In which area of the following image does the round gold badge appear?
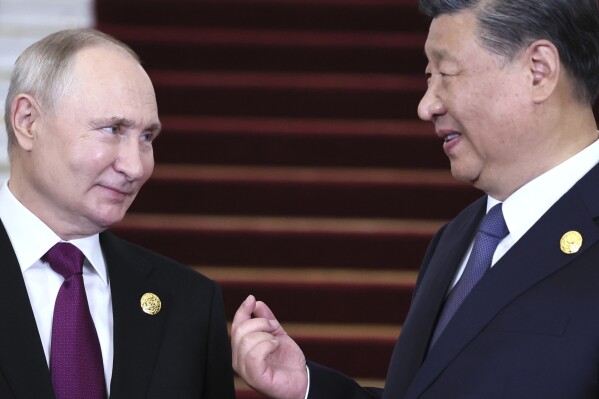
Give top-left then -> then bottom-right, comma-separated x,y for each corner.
140,292 -> 161,315
560,231 -> 583,255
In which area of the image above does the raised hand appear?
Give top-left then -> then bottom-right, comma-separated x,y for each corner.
231,295 -> 309,399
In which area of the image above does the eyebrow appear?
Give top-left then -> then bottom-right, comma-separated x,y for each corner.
425,48 -> 460,64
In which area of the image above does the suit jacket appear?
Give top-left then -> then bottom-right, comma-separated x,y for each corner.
309,161 -> 599,399
0,224 -> 235,399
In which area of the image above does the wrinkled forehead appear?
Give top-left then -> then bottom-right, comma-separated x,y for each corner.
69,47 -> 156,102
61,46 -> 159,125
70,46 -> 148,85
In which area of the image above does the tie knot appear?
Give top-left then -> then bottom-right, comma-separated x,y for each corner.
479,203 -> 509,239
42,242 -> 85,279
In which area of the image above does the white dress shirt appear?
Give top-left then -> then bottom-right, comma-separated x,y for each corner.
0,181 -> 114,394
304,136 -> 599,398
449,136 -> 599,288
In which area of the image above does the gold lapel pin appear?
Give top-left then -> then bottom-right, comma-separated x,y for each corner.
560,231 -> 583,254
140,292 -> 161,315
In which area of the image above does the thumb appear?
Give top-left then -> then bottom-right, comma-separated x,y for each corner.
232,294 -> 257,329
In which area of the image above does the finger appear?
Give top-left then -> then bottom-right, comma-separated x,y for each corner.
253,301 -> 290,338
232,309 -> 279,368
231,295 -> 256,369
234,330 -> 278,375
232,317 -> 278,345
232,297 -> 279,345
232,300 -> 279,347
253,300 -> 277,320
242,337 -> 280,387
232,294 -> 256,331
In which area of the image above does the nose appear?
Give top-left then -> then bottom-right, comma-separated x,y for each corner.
115,139 -> 152,182
417,83 -> 446,122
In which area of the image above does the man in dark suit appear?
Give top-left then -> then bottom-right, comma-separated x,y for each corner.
0,29 -> 235,398
230,0 -> 599,398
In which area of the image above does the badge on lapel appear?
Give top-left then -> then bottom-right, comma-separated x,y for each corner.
140,292 -> 162,315
560,231 -> 583,254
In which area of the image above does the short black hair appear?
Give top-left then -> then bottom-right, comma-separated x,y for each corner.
419,0 -> 599,104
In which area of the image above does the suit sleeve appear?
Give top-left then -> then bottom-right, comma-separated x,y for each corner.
307,361 -> 382,399
201,282 -> 236,399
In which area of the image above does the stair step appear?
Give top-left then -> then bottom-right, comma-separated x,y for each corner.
235,378 -> 385,399
97,25 -> 427,74
159,115 -> 431,136
132,165 -> 479,219
153,116 -> 449,168
150,70 -> 424,91
201,266 -> 416,287
111,214 -> 443,270
98,25 -> 426,48
228,323 -> 398,381
272,323 -> 398,379
277,322 -> 401,340
218,280 -> 412,324
150,73 -> 424,120
96,0 -> 428,32
200,266 -> 415,324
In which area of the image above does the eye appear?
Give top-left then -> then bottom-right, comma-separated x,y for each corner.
102,125 -> 120,134
439,69 -> 458,79
141,128 -> 160,143
141,132 -> 155,143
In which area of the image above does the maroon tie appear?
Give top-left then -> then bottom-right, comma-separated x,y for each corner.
42,242 -> 107,399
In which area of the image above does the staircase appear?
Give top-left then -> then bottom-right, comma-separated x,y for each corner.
95,0 -> 481,396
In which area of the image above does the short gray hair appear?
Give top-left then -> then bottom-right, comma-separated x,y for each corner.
4,28 -> 140,152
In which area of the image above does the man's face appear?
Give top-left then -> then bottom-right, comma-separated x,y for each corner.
418,11 -> 535,199
22,46 -> 160,238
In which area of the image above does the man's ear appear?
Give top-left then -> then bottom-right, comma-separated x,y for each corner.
11,94 -> 41,151
526,39 -> 560,103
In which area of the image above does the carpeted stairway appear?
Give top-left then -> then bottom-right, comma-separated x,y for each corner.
95,0 -> 481,396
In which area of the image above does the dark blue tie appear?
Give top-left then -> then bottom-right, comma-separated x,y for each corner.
429,203 -> 509,348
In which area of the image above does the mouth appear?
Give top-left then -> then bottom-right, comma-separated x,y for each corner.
99,184 -> 135,198
444,132 -> 461,143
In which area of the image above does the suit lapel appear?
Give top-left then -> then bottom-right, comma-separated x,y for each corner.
382,198 -> 486,399
0,222 -> 55,398
404,164 -> 599,399
101,232 -> 169,399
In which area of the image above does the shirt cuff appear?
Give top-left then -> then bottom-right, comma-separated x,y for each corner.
304,364 -> 310,399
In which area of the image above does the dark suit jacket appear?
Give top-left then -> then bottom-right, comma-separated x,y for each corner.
309,161 -> 599,399
0,225 -> 235,399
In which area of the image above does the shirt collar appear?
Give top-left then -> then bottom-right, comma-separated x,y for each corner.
0,180 -> 109,284
488,136 -> 599,243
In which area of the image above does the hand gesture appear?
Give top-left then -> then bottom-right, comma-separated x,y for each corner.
231,295 -> 308,399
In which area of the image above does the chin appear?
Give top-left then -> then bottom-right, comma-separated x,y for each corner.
449,169 -> 469,184
450,162 -> 481,183
91,209 -> 128,230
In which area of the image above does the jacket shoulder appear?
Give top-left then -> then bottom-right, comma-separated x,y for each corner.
100,230 -> 217,289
